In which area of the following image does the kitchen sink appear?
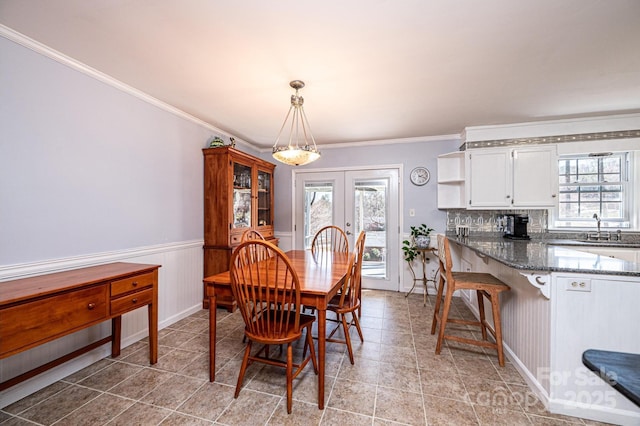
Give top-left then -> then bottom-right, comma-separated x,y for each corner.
546,239 -> 639,248
576,239 -> 625,244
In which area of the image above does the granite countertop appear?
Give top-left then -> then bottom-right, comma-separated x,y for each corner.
544,239 -> 640,249
448,236 -> 640,277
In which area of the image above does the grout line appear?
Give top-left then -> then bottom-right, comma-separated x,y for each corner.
408,294 -> 430,426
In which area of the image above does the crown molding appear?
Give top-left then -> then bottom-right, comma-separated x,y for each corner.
0,24 -> 255,150
462,113 -> 640,142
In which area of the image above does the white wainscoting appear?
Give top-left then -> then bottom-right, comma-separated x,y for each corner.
0,240 -> 204,408
457,246 -> 552,400
274,231 -> 293,252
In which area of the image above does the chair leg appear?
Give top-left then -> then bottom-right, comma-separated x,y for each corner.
235,341 -> 252,398
352,313 -> 364,342
286,343 -> 293,414
342,314 -> 355,365
431,274 -> 446,335
490,291 -> 506,367
305,325 -> 318,373
435,287 -> 453,355
476,290 -> 488,340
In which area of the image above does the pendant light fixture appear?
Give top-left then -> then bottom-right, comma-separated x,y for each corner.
272,80 -> 321,166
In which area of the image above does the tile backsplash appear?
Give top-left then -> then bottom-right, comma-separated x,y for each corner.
446,209 -> 548,235
445,209 -> 640,244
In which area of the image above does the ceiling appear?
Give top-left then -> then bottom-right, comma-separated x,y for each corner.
2,0 -> 640,148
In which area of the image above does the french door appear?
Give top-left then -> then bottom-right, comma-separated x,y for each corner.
294,168 -> 400,291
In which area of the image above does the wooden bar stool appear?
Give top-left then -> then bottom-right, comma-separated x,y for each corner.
430,235 -> 510,366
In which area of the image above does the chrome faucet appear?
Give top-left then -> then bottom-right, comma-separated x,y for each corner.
593,213 -> 601,236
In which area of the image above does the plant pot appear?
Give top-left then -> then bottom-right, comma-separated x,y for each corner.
415,235 -> 430,249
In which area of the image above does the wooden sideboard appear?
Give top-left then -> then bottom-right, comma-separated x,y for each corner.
0,262 -> 161,391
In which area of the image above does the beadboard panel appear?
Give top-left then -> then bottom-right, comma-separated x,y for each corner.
457,246 -> 552,398
0,240 -> 203,408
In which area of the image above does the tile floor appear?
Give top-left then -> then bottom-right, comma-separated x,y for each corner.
0,291 -> 612,425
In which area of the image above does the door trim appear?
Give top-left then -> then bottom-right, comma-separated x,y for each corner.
291,164 -> 404,290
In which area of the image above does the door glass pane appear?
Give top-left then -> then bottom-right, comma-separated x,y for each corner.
257,170 -> 272,227
355,179 -> 388,279
233,163 -> 252,229
303,182 -> 334,249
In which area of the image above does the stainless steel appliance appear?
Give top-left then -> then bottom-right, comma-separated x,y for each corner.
503,214 -> 530,240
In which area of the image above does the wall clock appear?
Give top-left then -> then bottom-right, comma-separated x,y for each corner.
410,167 -> 430,186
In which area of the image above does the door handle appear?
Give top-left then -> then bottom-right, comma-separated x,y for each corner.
346,231 -> 352,235
346,222 -> 351,227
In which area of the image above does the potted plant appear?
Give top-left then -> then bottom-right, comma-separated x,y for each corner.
402,224 -> 434,262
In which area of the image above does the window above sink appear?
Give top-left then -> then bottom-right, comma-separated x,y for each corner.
551,151 -> 633,230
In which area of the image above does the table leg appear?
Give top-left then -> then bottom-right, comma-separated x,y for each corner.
209,293 -> 217,382
405,261 -> 418,297
148,301 -> 158,364
317,308 -> 326,409
111,316 -> 122,358
421,252 -> 428,306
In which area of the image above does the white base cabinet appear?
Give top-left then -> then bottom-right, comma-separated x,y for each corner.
550,273 -> 640,424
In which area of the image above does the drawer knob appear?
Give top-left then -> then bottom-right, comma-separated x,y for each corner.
132,281 -> 138,287
131,298 -> 138,304
87,303 -> 96,310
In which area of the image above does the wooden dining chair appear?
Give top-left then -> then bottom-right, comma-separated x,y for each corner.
240,229 -> 265,242
431,234 -> 511,366
311,225 -> 349,255
229,240 -> 318,414
326,231 -> 366,364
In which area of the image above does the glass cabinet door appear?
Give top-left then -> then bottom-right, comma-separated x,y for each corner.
257,169 -> 273,227
232,163 -> 252,229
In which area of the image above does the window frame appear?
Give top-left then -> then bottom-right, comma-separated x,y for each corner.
551,151 -> 633,230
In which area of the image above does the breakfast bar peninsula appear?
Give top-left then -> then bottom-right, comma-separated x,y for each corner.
446,235 -> 640,425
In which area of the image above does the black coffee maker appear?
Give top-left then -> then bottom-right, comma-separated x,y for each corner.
503,214 -> 530,240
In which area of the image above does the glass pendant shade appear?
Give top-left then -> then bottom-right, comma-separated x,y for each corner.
272,80 -> 321,166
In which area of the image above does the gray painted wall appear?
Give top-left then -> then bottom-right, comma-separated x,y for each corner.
0,36 -> 216,265
260,138 -> 461,236
1,34 -> 459,266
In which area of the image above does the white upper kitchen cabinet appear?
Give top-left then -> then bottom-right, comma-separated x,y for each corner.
465,148 -> 511,208
466,145 -> 558,209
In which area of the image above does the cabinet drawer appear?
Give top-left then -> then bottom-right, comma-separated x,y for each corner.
230,233 -> 242,246
111,271 -> 155,297
0,285 -> 108,357
111,288 -> 154,316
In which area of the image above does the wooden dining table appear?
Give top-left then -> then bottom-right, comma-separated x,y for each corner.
203,249 -> 351,409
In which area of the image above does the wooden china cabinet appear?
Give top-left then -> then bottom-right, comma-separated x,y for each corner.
202,146 -> 276,310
